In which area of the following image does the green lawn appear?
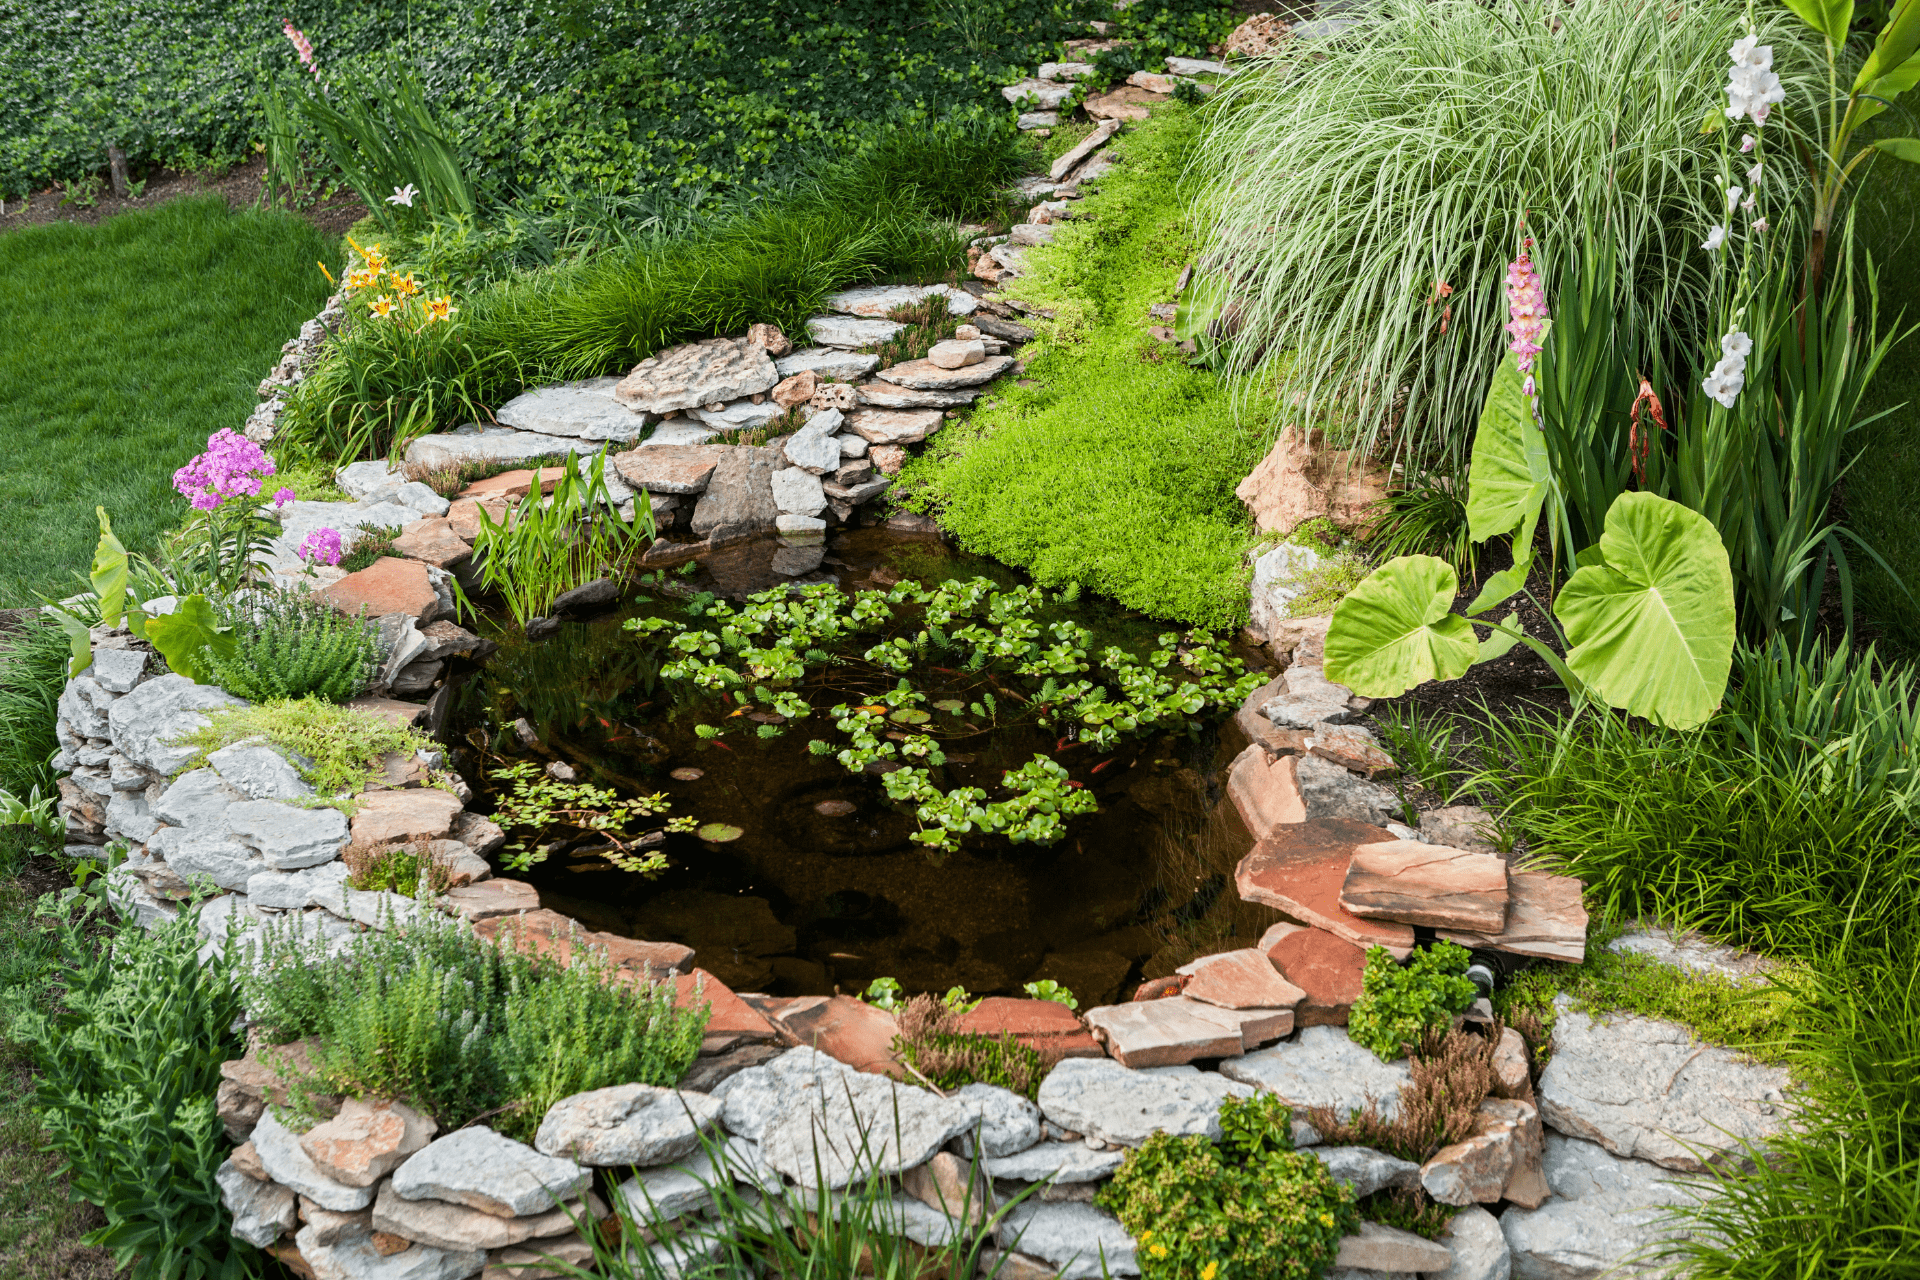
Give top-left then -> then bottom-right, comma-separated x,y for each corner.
0,197 -> 340,606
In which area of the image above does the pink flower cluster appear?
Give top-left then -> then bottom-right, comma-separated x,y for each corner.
297,527 -> 344,566
172,429 -> 279,512
283,19 -> 319,77
1503,243 -> 1548,399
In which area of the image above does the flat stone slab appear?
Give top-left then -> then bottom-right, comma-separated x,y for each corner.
1313,1145 -> 1421,1198
292,1222 -> 485,1279
1218,1025 -> 1415,1124
1332,1221 -> 1453,1273
711,1046 -> 861,1141
1036,1058 -> 1253,1147
1499,1134 -> 1692,1278
247,859 -> 350,910
953,997 -> 1104,1060
774,348 -> 881,381
806,316 -> 902,347
1084,1000 -> 1244,1067
392,1126 -> 590,1217
1536,995 -> 1792,1171
994,1201 -> 1135,1280
614,337 -> 778,414
318,557 -> 439,624
762,995 -> 901,1075
619,1147 -> 723,1221
758,1064 -> 971,1189
985,1140 -> 1126,1184
208,742 -> 312,801
873,354 -> 1013,391
1261,923 -> 1367,1026
250,1110 -> 377,1212
371,1180 -> 591,1252
1236,819 -> 1416,958
691,399 -> 786,431
1340,840 -> 1509,932
404,424 -> 580,471
496,377 -> 649,442
1605,926 -> 1772,983
1178,948 -> 1307,1012
351,789 -> 464,845
856,381 -> 980,409
999,79 -> 1077,110
612,444 -> 728,495
217,1158 -> 297,1247
1441,870 -> 1588,962
826,283 -> 978,319
534,1084 -> 723,1167
845,408 -> 944,445
227,799 -> 349,870
435,877 -> 539,921
1226,743 -> 1304,842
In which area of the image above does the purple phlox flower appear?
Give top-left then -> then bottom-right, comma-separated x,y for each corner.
1503,242 -> 1547,400
273,487 -> 297,507
172,427 -> 277,509
297,527 -> 344,566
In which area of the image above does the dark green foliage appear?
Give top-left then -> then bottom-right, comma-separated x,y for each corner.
1098,1095 -> 1359,1280
337,527 -> 402,573
1356,1187 -> 1459,1241
893,995 -> 1054,1098
20,891 -> 257,1279
1345,943 -> 1478,1062
0,617 -> 70,798
207,592 -> 379,704
1364,473 -> 1473,574
241,909 -> 708,1141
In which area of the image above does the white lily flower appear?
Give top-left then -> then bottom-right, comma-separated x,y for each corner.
1702,225 -> 1728,251
1720,330 -> 1753,360
386,184 -> 420,208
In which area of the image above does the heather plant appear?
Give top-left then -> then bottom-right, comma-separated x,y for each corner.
342,838 -> 454,898
892,994 -> 1055,1098
206,591 -> 379,704
1345,943 -> 1480,1062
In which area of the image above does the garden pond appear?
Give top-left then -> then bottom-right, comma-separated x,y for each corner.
446,527 -> 1287,1005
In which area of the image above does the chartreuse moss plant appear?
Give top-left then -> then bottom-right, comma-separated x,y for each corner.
622,576 -> 1264,857
1099,1094 -> 1359,1280
1346,942 -> 1480,1062
900,106 -> 1267,630
180,699 -> 437,801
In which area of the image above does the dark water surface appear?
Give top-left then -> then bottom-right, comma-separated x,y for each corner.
448,529 -> 1281,1006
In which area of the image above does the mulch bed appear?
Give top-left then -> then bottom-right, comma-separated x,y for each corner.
1,155 -> 367,239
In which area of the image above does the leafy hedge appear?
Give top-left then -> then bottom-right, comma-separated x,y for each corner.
0,0 -> 1235,204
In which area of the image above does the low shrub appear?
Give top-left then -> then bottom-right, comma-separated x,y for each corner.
241,909 -> 707,1141
180,699 -> 438,801
893,995 -> 1055,1099
207,592 -> 379,704
19,890 -> 257,1278
1099,1094 -> 1359,1280
1345,942 -> 1479,1062
337,525 -> 402,573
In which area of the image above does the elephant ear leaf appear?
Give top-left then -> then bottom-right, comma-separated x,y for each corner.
1553,492 -> 1735,729
1324,555 -> 1478,698
1467,350 -> 1553,543
90,507 -> 133,630
142,595 -> 236,686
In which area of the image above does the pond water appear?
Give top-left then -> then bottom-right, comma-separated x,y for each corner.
447,529 -> 1283,1006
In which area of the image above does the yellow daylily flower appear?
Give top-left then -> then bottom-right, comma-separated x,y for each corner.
1201,1262 -> 1219,1280
389,271 -> 421,297
370,295 -> 396,318
426,295 -> 458,323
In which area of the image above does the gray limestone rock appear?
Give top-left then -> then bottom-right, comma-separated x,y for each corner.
250,1111 -> 377,1213
984,1142 -> 1126,1184
1500,1135 -> 1689,1279
773,348 -> 882,381
105,789 -> 160,843
691,400 -> 786,432
1435,1205 -> 1511,1280
370,1180 -> 590,1252
154,768 -> 244,830
689,448 -> 779,541
496,377 -> 650,443
617,1147 -> 723,1221
806,316 -> 903,348
391,1126 -> 590,1218
1335,1222 -> 1454,1273
826,283 -> 977,319
1537,996 -> 1791,1171
995,1200 -> 1137,1280
711,1047 -> 852,1141
394,481 -> 451,516
1036,1058 -> 1254,1148
208,742 -> 313,801
1219,1025 -> 1415,1124
402,425 -> 580,472
640,418 -> 719,448
106,865 -> 178,928
337,459 -> 402,499
783,418 -> 844,474
872,354 -> 1014,391
1420,805 -> 1502,856
108,675 -> 245,774
855,382 -> 980,410
58,675 -> 114,738
225,800 -> 350,869
86,647 -> 150,693
109,752 -> 150,790
312,884 -> 423,930
952,1083 -> 1043,1159
758,1068 -> 972,1190
1604,929 -> 1774,985
770,467 -> 828,517
247,860 -> 351,911
615,337 -> 779,415
533,1084 -> 724,1167
1315,1146 -> 1423,1198
1296,753 -> 1399,826
776,514 -> 828,538
216,1158 -> 298,1248
152,827 -> 262,892
293,1223 -> 486,1280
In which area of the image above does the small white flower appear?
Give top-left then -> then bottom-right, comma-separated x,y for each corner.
1720,329 -> 1753,360
1703,356 -> 1746,408
1702,225 -> 1728,251
1726,184 -> 1745,211
1728,36 -> 1772,70
1742,194 -> 1757,213
1747,161 -> 1763,184
1753,217 -> 1769,232
385,183 -> 419,208
1741,133 -> 1757,153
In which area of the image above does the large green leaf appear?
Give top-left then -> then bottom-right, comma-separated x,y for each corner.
1466,351 -> 1552,543
48,607 -> 94,679
1857,0 -> 1920,87
1855,50 -> 1920,123
1324,555 -> 1478,698
90,507 -> 133,630
1871,136 -> 1920,163
142,595 -> 236,686
1782,0 -> 1854,42
1553,492 -> 1735,729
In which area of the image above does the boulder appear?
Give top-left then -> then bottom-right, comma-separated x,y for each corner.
495,377 -> 648,442
985,1141 -> 1127,1184
1421,1097 -> 1544,1207
299,1198 -> 375,1249
1218,1025 -> 1414,1124
826,283 -> 977,319
319,559 -> 440,624
370,1181 -> 598,1252
1313,1146 -> 1422,1198
770,467 -> 828,517
218,1158 -> 299,1247
251,1110 -> 378,1213
617,1147 -> 724,1221
926,339 -> 986,369
292,1222 -> 486,1279
710,1047 -> 853,1141
155,768 -> 245,829
689,448 -> 780,542
1340,840 -> 1510,933
1226,744 -> 1304,840
1440,872 -> 1588,963
1535,996 -> 1793,1172
227,800 -> 351,870
950,1082 -> 1043,1159
1499,1135 -> 1691,1279
1236,427 -> 1392,535
1419,805 -> 1501,856
772,370 -> 819,409
1491,1026 -> 1533,1102
1177,948 -> 1307,1011
301,1097 -> 438,1188
1235,820 -> 1416,958
1309,724 -> 1399,779
757,1066 -> 971,1189
85,647 -> 150,693
1000,78 -> 1077,109
208,743 -> 314,801
614,337 -> 778,415
107,675 -> 245,775
151,827 -> 260,892
873,355 -> 1014,391
1036,1058 -> 1254,1147
1261,922 -> 1368,1026
782,417 -> 843,474
533,1084 -> 723,1167
248,860 -> 352,911
747,322 -> 791,356
1433,1204 -> 1511,1280
806,316 -> 902,348
392,1127 -> 590,1219
994,1201 -> 1135,1280
1333,1221 -> 1453,1273
350,790 -> 464,845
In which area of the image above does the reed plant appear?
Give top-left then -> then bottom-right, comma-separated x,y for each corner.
1194,0 -> 1821,466
470,451 -> 649,627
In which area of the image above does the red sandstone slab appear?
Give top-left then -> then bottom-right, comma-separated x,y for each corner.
351,789 -> 464,845
1227,744 -> 1304,842
1440,871 -> 1588,963
1340,841 -> 1509,933
1175,997 -> 1295,1051
1084,1000 -> 1245,1067
1236,819 -> 1415,959
391,517 -> 472,569
1176,948 -> 1306,1012
769,994 -> 903,1076
954,997 -> 1104,1060
672,968 -> 779,1044
1308,724 -> 1398,779
459,467 -> 567,501
317,557 -> 439,622
1260,922 -> 1367,1027
436,878 -> 540,921
476,908 -> 695,979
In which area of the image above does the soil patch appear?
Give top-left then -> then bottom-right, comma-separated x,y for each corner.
0,156 -> 366,239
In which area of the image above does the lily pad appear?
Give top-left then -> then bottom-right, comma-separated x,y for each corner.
932,700 -> 965,713
698,822 -> 745,843
815,800 -> 857,817
890,709 -> 931,725
670,768 -> 704,781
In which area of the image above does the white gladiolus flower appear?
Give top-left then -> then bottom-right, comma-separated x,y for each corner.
1747,161 -> 1763,184
1720,330 -> 1753,359
1742,194 -> 1757,213
1725,63 -> 1786,126
1728,36 -> 1772,69
1702,225 -> 1728,251
1726,184 -> 1745,211
1753,217 -> 1770,232
1703,359 -> 1746,408
1741,133 -> 1757,153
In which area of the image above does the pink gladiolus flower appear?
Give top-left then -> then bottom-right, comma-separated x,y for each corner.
172,428 -> 277,510
1503,242 -> 1548,401
282,19 -> 319,76
297,528 -> 344,566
